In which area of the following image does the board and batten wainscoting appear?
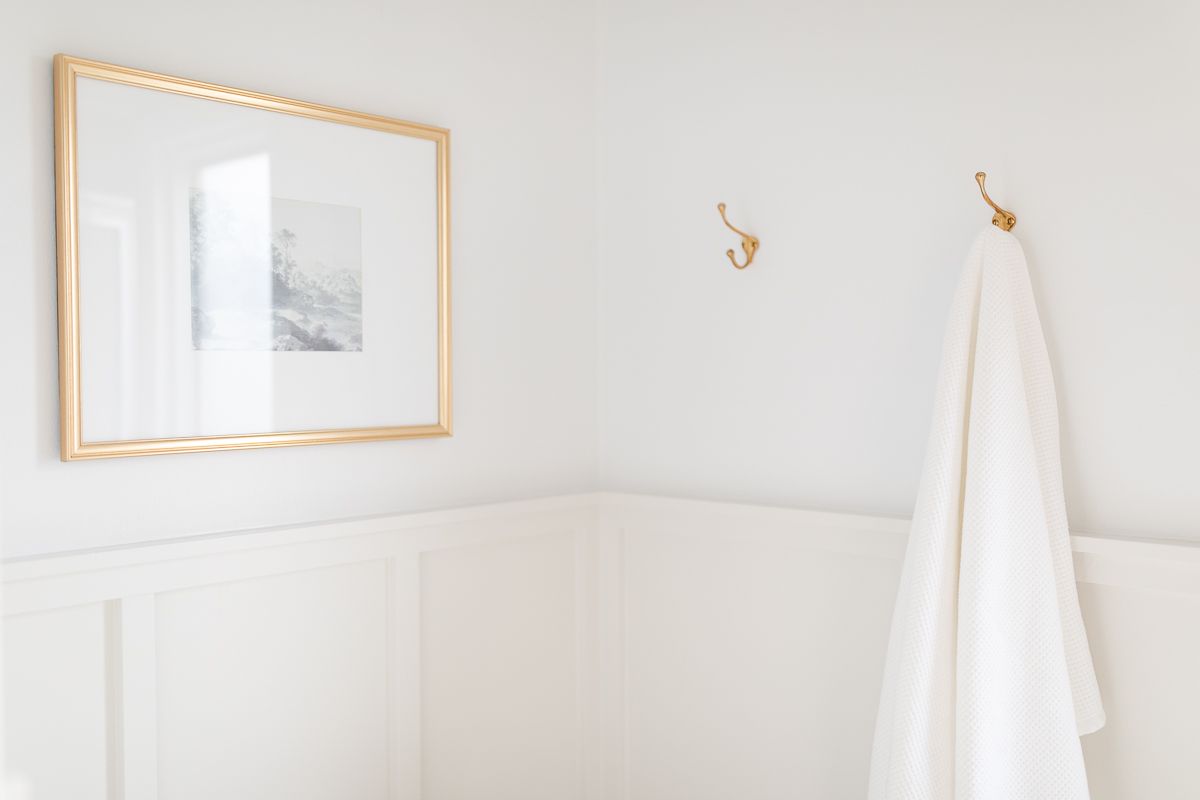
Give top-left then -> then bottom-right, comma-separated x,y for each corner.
4,494 -> 1198,800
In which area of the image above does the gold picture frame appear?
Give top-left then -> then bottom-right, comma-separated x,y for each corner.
53,54 -> 451,460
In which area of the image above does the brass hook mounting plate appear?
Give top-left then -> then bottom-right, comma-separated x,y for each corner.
717,202 -> 759,269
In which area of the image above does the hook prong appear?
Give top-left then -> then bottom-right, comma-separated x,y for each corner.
717,202 -> 759,269
975,172 -> 1016,231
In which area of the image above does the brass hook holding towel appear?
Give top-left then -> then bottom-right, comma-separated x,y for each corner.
975,172 -> 1016,231
717,203 -> 760,269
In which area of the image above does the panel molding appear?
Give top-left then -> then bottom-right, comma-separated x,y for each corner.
386,555 -> 421,800
4,493 -> 1197,800
8,494 -> 1196,610
4,495 -> 596,800
597,493 -> 1200,596
113,595 -> 158,800
597,494 -> 1200,800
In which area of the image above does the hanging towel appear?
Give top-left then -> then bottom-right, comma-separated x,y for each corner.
868,226 -> 1105,800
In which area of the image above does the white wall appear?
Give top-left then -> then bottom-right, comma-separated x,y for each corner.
0,0 -> 598,558
596,0 -> 1200,542
5,0 -> 1198,552
6,495 -> 1197,799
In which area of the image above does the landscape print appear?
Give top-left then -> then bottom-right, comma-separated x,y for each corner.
190,190 -> 363,351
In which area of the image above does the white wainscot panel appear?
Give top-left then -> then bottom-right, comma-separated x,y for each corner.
2,496 -> 594,800
421,532 -> 580,800
622,522 -> 903,800
155,560 -> 390,800
604,495 -> 1200,800
3,603 -> 110,800
3,494 -> 1197,800
1079,583 -> 1200,800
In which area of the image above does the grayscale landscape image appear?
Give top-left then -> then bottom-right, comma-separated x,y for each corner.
190,190 -> 363,351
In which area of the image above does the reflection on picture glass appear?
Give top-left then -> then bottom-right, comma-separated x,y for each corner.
190,190 -> 363,351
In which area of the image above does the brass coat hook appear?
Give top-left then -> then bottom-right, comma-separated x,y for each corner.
717,203 -> 760,269
974,172 -> 1016,231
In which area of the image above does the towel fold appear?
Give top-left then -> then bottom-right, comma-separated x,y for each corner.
868,226 -> 1105,800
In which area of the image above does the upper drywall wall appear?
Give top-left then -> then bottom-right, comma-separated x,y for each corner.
4,0 -> 1197,556
0,0 -> 598,557
596,0 -> 1200,540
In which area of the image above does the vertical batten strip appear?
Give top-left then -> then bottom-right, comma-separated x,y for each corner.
386,554 -> 422,799
104,601 -> 125,800
103,596 -> 160,800
576,508 -> 630,800
574,524 -> 595,799
118,596 -> 159,800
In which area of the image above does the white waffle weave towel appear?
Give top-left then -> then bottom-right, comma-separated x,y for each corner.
868,226 -> 1105,800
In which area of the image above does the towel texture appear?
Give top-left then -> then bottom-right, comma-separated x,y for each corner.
868,227 -> 1104,800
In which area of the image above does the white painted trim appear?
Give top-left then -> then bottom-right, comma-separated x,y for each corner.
3,497 -> 602,800
3,492 -> 1197,800
117,595 -> 158,800
3,501 -> 590,616
387,555 -> 421,800
599,492 -> 1200,597
5,494 -> 1199,615
1,494 -> 599,581
574,513 -> 628,800
103,600 -> 123,800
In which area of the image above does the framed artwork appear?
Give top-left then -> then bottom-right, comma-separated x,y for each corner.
53,54 -> 451,460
